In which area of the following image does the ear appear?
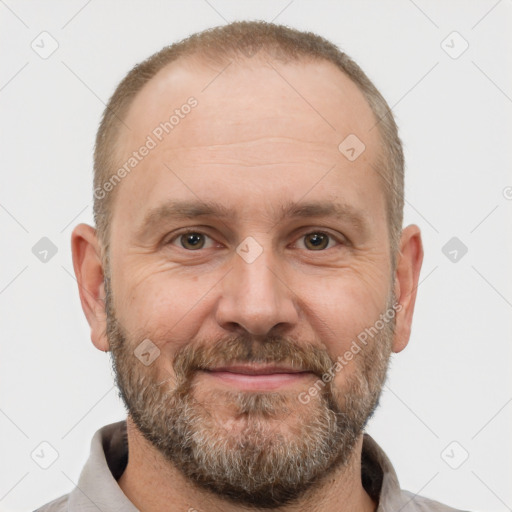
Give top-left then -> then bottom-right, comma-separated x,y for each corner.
392,224 -> 424,353
71,223 -> 109,352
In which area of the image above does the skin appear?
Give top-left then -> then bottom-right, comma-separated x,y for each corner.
72,54 -> 423,512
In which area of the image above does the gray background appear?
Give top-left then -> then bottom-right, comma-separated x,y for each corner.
1,1 -> 511,511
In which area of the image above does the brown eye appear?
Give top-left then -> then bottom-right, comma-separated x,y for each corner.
304,232 -> 330,250
180,233 -> 205,250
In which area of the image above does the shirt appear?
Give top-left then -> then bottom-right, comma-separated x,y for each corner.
34,420 -> 468,512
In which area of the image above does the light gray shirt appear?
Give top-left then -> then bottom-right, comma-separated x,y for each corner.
34,420 -> 468,512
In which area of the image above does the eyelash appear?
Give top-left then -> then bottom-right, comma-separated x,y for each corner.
166,228 -> 346,251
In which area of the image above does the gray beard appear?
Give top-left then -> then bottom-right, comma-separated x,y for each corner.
105,275 -> 393,508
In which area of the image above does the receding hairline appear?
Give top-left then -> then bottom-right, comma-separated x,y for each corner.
93,21 -> 404,265
105,52 -> 390,260
115,50 -> 379,159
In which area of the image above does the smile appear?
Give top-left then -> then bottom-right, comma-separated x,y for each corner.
202,365 -> 313,391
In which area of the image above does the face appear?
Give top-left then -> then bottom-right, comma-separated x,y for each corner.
103,56 -> 397,507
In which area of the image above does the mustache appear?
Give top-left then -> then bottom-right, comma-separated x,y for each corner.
172,334 -> 335,381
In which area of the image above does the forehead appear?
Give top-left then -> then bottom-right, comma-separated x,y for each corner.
122,55 -> 379,151
112,55 -> 385,232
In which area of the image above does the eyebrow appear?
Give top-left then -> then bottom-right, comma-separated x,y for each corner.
135,199 -> 369,239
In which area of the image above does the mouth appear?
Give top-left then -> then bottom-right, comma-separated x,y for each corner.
201,364 -> 314,391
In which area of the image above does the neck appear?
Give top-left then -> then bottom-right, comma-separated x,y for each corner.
118,417 -> 376,512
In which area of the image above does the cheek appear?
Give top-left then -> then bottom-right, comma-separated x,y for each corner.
116,269 -> 219,348
292,269 -> 391,391
297,271 -> 389,341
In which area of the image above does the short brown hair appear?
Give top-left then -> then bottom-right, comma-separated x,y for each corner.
93,21 -> 404,265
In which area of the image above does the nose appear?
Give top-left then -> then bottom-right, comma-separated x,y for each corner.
214,247 -> 299,336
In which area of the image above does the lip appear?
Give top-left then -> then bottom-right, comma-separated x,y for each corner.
207,364 -> 307,375
201,365 -> 313,391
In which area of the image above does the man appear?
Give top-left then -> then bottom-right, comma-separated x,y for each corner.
36,20 -> 466,512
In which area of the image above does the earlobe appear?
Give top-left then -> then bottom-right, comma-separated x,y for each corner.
71,223 -> 110,352
392,225 -> 424,353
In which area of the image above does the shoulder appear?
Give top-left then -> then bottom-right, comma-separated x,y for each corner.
33,493 -> 69,512
399,490 -> 471,512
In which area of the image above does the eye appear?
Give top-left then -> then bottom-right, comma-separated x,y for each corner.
167,230 -> 342,252
170,232 -> 215,250
297,232 -> 338,251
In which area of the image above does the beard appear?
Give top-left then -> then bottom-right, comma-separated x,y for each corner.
105,274 -> 394,508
